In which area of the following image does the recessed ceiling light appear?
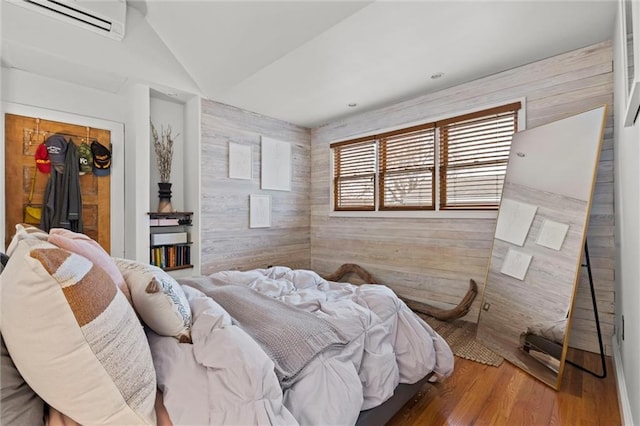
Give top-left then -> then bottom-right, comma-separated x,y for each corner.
430,72 -> 444,80
167,92 -> 178,97
348,103 -> 358,108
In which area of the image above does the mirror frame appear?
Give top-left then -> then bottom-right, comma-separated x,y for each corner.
476,105 -> 608,389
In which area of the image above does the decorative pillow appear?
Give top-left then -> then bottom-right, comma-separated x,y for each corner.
1,247 -> 46,425
5,223 -> 49,256
0,239 -> 157,425
1,334 -> 46,426
48,228 -> 132,304
115,258 -> 192,342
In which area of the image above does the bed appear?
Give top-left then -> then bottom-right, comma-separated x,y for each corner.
1,225 -> 454,426
149,266 -> 454,425
520,318 -> 567,372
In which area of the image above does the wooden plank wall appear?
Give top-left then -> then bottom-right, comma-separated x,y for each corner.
310,41 -> 614,355
199,100 -> 311,274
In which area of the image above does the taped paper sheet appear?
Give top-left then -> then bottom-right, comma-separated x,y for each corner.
250,195 -> 271,228
500,248 -> 533,281
229,142 -> 252,180
261,137 -> 291,191
495,198 -> 538,246
536,219 -> 570,251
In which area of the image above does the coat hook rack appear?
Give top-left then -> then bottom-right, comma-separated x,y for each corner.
23,118 -> 46,154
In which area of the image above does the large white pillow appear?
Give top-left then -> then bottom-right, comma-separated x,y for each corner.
5,223 -> 49,256
115,258 -> 192,342
0,239 -> 157,425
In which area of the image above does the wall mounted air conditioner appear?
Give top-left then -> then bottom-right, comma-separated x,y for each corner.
10,0 -> 127,40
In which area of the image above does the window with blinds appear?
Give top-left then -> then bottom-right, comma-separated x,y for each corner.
332,138 -> 376,210
330,101 -> 521,212
439,102 -> 520,209
379,124 -> 435,210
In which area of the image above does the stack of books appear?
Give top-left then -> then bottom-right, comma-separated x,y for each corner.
150,245 -> 191,269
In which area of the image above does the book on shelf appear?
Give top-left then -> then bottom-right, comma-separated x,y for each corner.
150,245 -> 191,269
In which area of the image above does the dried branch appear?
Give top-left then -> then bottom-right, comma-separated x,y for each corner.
150,121 -> 180,183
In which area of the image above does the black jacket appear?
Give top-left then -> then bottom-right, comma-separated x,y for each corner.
41,138 -> 83,232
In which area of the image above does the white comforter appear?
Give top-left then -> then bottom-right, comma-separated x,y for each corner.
148,267 -> 454,426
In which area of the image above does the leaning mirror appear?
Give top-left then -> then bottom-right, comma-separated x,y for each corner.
623,0 -> 640,126
476,105 -> 607,389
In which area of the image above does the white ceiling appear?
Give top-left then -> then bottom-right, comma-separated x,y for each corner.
1,0 -> 617,128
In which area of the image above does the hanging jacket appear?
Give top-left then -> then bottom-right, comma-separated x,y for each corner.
41,139 -> 83,232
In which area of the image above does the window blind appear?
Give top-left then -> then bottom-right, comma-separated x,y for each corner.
379,124 -> 435,210
439,102 -> 520,209
331,138 -> 376,210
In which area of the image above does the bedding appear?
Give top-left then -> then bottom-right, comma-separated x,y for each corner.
149,266 -> 454,425
147,285 -> 298,425
523,318 -> 567,345
520,318 -> 567,364
189,282 -> 350,386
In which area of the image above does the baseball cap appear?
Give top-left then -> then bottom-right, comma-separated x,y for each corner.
35,142 -> 51,173
91,141 -> 111,177
45,134 -> 68,172
78,142 -> 93,175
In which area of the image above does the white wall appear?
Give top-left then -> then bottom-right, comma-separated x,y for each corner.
183,97 -> 202,275
150,96 -> 185,212
2,1 -> 200,98
123,83 -> 151,263
613,3 -> 640,424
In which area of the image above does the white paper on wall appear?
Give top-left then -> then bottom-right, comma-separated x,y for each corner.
535,219 -> 570,251
261,137 -> 291,191
249,194 -> 271,228
500,248 -> 533,281
494,198 -> 538,246
229,142 -> 252,180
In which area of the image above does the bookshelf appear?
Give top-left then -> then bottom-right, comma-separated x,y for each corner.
147,211 -> 193,271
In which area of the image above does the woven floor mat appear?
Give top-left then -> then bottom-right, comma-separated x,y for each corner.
420,314 -> 504,367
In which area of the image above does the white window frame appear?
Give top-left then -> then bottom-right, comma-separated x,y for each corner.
329,98 -> 526,219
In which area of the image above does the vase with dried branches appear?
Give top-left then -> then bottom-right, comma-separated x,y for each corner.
151,121 -> 180,212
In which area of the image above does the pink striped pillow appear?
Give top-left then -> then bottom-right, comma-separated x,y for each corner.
48,228 -> 132,304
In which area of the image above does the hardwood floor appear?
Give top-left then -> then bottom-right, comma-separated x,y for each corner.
387,350 -> 620,425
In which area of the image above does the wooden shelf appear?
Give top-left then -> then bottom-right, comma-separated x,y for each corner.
148,211 -> 194,271
162,264 -> 194,272
150,242 -> 193,248
147,211 -> 193,218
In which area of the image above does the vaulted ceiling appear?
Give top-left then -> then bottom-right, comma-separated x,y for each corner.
1,0 -> 617,128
